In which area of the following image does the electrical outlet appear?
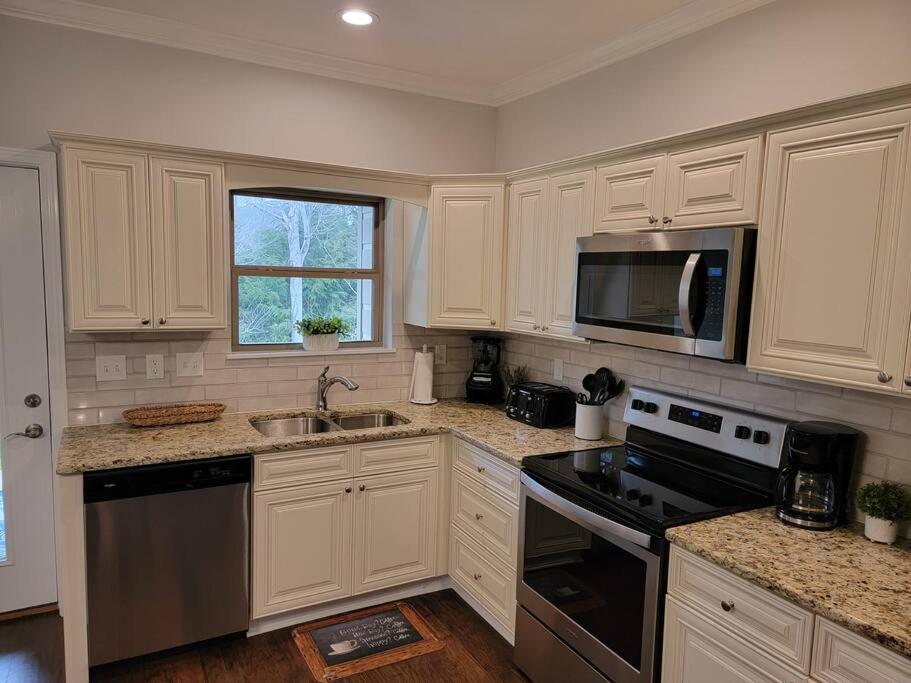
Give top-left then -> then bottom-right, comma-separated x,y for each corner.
176,352 -> 204,377
145,354 -> 165,380
553,358 -> 564,381
96,355 -> 127,382
434,344 -> 447,366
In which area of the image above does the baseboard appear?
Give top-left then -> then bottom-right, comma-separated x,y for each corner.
0,602 -> 59,622
448,581 -> 515,645
247,576 -> 451,636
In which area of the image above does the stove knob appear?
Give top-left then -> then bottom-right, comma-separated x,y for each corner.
643,402 -> 659,414
630,399 -> 645,411
752,430 -> 770,445
626,488 -> 641,500
734,425 -> 752,439
638,494 -> 653,507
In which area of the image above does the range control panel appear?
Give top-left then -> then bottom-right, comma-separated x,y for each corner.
624,386 -> 788,469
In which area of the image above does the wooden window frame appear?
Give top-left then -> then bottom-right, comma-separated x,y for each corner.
230,188 -> 385,352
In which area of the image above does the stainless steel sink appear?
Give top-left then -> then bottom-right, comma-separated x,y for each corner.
250,416 -> 339,437
333,413 -> 407,430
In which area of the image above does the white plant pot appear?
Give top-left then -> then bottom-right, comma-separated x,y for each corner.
302,332 -> 339,353
574,403 -> 603,440
864,515 -> 898,544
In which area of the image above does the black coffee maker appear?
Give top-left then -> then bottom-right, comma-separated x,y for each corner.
465,336 -> 502,404
776,421 -> 860,530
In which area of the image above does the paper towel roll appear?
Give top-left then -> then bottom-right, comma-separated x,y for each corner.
409,347 -> 437,404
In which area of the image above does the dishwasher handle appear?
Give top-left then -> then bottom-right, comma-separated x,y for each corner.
84,454 -> 251,504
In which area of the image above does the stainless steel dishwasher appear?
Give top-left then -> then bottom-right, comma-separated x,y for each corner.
84,454 -> 251,666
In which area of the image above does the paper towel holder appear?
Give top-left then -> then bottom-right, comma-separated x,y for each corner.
409,344 -> 438,405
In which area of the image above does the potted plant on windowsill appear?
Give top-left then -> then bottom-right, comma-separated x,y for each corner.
295,316 -> 351,353
856,481 -> 911,544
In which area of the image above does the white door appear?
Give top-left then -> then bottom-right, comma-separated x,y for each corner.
0,166 -> 57,612
594,154 -> 667,232
505,179 -> 547,333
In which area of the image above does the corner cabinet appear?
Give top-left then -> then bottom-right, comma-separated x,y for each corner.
404,183 -> 505,330
748,107 -> 911,393
57,140 -> 226,332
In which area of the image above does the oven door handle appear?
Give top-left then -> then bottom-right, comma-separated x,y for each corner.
521,472 -> 653,550
678,252 -> 702,338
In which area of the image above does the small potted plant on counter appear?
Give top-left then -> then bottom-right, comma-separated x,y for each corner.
295,316 -> 351,353
856,481 -> 911,544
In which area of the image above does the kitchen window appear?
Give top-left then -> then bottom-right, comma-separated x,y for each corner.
231,189 -> 384,351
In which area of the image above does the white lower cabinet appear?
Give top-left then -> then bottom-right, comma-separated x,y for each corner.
353,468 -> 439,594
812,618 -> 911,683
251,436 -> 441,619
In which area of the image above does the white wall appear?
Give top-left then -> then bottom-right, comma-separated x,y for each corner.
495,0 -> 911,170
0,16 -> 496,174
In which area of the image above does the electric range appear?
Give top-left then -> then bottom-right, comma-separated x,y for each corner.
514,386 -> 789,683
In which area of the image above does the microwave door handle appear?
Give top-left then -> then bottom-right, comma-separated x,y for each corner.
678,252 -> 702,338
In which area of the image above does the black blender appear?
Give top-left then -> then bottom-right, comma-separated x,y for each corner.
466,336 -> 503,403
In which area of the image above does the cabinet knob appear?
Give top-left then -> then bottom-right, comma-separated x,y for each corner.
905,376 -> 911,388
721,600 -> 735,612
489,320 -> 497,326
877,371 -> 892,383
662,216 -> 672,225
647,215 -> 658,225
542,326 -> 548,332
475,512 -> 484,520
477,466 -> 485,474
473,573 -> 482,581
158,317 -> 167,325
344,486 -> 352,493
358,484 -> 366,492
140,319 -> 150,326
532,324 -> 540,330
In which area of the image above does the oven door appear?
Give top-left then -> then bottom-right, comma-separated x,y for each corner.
517,472 -> 663,683
572,227 -> 752,360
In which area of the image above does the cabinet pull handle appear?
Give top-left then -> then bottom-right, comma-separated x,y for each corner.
473,573 -> 482,581
158,317 -> 167,325
344,487 -> 352,493
721,600 -> 735,612
647,215 -> 657,225
905,376 -> 911,388
140,319 -> 150,326
475,513 -> 484,520
662,216 -> 672,225
877,371 -> 892,383
358,484 -> 366,492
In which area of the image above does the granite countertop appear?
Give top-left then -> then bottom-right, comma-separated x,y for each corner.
57,399 -> 622,474
667,508 -> 911,659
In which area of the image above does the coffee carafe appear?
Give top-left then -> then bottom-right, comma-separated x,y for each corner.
776,421 -> 859,530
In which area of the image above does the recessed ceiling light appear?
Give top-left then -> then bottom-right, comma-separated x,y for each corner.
339,9 -> 376,26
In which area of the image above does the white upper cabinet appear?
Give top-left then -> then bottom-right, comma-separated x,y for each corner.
59,141 -> 227,332
665,136 -> 762,229
505,179 -> 547,333
150,157 -> 226,329
428,184 -> 505,329
63,147 -> 153,330
748,108 -> 911,392
595,154 -> 667,232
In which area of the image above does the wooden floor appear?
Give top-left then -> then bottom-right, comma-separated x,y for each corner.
0,590 -> 528,682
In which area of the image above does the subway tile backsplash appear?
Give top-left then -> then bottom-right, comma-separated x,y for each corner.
66,324 -> 472,426
502,333 -> 911,536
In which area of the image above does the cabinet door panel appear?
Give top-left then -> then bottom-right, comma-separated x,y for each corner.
150,157 -> 226,329
252,482 -> 353,617
430,186 -> 504,328
594,155 -> 666,232
353,469 -> 438,594
544,169 -> 594,338
63,148 -> 151,330
749,109 -> 911,391
506,179 -> 547,333
665,136 -> 762,229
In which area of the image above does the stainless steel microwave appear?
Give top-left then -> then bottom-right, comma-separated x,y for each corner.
572,227 -> 757,361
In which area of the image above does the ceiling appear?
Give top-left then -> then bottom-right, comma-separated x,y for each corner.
0,0 -> 775,104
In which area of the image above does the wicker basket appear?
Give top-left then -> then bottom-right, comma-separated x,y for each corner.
122,402 -> 226,427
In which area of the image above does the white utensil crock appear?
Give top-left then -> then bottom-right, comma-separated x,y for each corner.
574,403 -> 603,440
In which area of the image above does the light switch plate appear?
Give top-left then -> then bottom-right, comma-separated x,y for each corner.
176,352 -> 204,377
145,354 -> 165,380
553,358 -> 564,381
96,355 -> 127,382
434,344 -> 447,366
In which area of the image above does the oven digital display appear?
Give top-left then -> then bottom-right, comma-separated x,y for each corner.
668,404 -> 723,432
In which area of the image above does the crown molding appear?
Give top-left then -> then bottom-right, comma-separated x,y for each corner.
1,0 -> 775,107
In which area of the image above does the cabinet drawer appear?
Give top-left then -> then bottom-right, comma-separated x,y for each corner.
668,546 -> 814,672
812,618 -> 911,683
254,445 -> 353,491
452,438 -> 520,504
354,436 -> 439,475
451,469 -> 518,568
449,526 -> 516,630
662,596 -> 811,683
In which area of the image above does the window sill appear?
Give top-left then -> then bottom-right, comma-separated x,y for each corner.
225,347 -> 397,360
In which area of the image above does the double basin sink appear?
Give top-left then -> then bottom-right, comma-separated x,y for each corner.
250,412 -> 406,437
